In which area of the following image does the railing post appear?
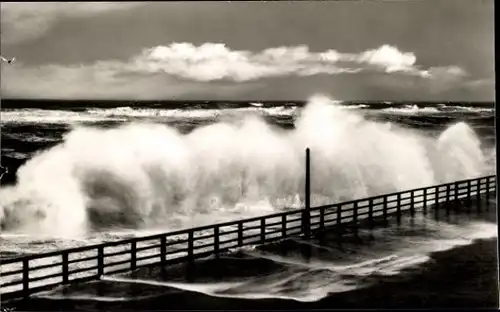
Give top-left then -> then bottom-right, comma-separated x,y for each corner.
454,182 -> 459,201
486,177 -> 491,207
131,241 -> 137,271
238,222 -> 244,246
410,191 -> 415,217
303,147 -> 311,237
368,199 -> 374,229
188,230 -> 194,262
23,258 -> 29,298
214,226 -> 220,255
446,184 -> 450,215
160,236 -> 167,263
353,202 -> 358,227
446,184 -> 450,203
98,246 -> 104,276
336,204 -> 342,226
486,177 -> 490,197
260,218 -> 266,244
382,195 -> 389,222
467,180 -> 471,206
62,251 -> 69,284
320,207 -> 325,230
476,179 -> 482,212
281,215 -> 287,238
434,186 -> 439,208
423,188 -> 427,215
396,193 -> 401,224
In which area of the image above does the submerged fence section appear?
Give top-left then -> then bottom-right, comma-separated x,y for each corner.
1,174 -> 496,300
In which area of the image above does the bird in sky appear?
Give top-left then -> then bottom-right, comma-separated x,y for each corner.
1,56 -> 16,64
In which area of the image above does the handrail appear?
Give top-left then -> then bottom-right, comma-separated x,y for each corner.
0,174 -> 496,300
1,174 -> 495,263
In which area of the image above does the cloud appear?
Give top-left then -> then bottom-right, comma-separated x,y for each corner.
0,61 -> 251,100
414,65 -> 469,94
421,65 -> 467,80
130,43 -> 464,82
1,2 -> 143,44
1,42 -> 474,100
357,45 -> 417,73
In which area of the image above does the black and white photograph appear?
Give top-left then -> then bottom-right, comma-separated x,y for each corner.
0,0 -> 497,310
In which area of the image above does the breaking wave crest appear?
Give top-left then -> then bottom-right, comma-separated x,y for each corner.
0,95 -> 491,238
0,106 -> 297,124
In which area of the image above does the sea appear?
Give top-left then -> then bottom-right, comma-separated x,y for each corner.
0,95 -> 497,307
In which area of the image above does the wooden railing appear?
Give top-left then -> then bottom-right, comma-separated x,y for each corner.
1,174 -> 495,300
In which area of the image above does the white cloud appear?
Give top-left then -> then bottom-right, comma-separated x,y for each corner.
357,44 -> 417,73
130,43 -> 464,82
1,42 -> 472,99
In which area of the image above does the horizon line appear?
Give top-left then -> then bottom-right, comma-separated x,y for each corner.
0,98 -> 495,103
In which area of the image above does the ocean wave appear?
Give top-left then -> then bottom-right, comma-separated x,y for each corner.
0,106 -> 300,124
1,103 -> 492,125
380,104 -> 494,115
1,150 -> 31,160
0,95 -> 490,239
1,131 -> 61,144
85,106 -> 300,119
444,106 -> 495,113
340,104 -> 370,110
1,109 -> 129,124
381,105 -> 441,114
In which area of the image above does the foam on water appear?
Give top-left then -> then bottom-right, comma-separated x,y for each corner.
380,104 -> 494,115
381,105 -> 440,114
90,220 -> 495,303
24,204 -> 497,304
0,95 -> 492,241
0,106 -> 298,124
0,109 -> 128,124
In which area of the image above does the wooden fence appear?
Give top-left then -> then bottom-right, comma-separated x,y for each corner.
0,149 -> 496,300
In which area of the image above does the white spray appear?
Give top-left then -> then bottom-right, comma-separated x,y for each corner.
0,95 -> 489,238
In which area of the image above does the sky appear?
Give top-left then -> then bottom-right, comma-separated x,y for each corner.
0,0 -> 495,101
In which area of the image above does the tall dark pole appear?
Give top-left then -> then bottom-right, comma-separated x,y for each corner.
303,147 -> 311,236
